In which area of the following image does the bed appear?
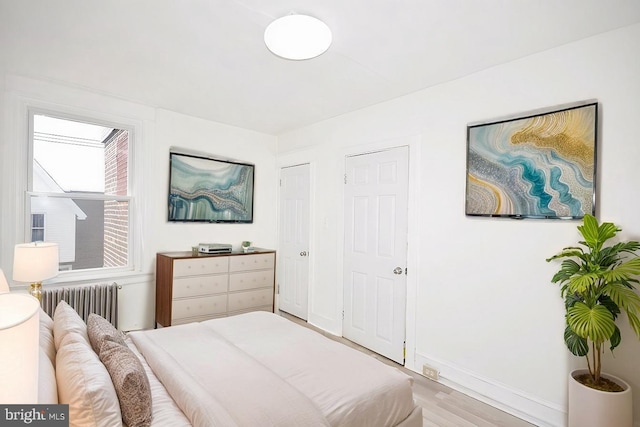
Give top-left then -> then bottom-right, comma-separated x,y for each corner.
39,301 -> 422,427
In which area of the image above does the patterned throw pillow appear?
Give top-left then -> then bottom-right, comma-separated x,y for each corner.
87,313 -> 125,354
99,338 -> 152,427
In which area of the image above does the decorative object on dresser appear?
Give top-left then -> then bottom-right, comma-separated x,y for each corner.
198,242 -> 232,254
155,249 -> 276,327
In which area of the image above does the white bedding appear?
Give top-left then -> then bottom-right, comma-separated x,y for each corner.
126,336 -> 191,427
203,312 -> 417,427
128,312 -> 421,427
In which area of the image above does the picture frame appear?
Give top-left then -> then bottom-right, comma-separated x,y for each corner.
465,101 -> 597,219
168,152 -> 254,223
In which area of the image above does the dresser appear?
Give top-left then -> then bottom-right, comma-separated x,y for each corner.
155,249 -> 276,327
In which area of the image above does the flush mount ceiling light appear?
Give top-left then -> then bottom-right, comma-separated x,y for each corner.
264,14 -> 332,60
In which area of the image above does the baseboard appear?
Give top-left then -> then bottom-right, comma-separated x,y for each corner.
414,353 -> 566,427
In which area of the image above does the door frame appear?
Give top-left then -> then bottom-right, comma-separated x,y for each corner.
337,135 -> 421,369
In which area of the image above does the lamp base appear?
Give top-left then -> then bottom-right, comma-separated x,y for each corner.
29,282 -> 42,302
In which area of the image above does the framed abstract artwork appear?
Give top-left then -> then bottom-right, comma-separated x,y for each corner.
168,152 -> 254,223
465,101 -> 597,219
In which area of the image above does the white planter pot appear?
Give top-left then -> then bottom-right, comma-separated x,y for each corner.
568,369 -> 633,427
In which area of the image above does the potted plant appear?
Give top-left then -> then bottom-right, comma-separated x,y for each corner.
546,214 -> 640,426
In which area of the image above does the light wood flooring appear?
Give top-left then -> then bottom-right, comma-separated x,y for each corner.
279,311 -> 534,427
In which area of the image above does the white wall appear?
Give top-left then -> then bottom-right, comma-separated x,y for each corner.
277,23 -> 640,426
0,76 -> 279,331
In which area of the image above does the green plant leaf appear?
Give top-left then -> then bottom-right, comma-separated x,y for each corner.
546,248 -> 585,264
606,282 -> 640,314
567,302 -> 615,344
565,292 -> 583,310
564,324 -> 588,356
568,273 -> 600,294
551,259 -> 581,284
577,215 -> 600,249
627,312 -> 640,338
598,295 -> 620,320
602,258 -> 640,283
610,326 -> 621,351
597,222 -> 620,244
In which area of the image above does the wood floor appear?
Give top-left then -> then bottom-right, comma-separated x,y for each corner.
279,311 -> 534,427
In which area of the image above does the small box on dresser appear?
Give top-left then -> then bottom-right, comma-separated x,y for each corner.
155,249 -> 276,327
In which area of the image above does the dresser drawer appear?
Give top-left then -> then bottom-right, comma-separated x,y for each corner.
173,275 -> 228,298
229,253 -> 275,272
171,295 -> 227,320
228,288 -> 273,312
229,270 -> 274,292
173,257 -> 229,277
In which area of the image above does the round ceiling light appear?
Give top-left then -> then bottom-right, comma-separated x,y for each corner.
264,14 -> 332,60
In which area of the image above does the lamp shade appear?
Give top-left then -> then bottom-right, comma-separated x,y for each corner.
264,14 -> 332,60
13,242 -> 59,283
0,293 -> 40,403
0,268 -> 9,293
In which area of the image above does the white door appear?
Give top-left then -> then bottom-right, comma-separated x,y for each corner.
278,164 -> 311,320
343,146 -> 409,364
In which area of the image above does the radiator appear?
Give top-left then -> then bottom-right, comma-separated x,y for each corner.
41,282 -> 119,328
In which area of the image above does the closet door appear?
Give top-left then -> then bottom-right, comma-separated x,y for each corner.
278,164 -> 311,320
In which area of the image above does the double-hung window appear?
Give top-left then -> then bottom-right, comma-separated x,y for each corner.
29,111 -> 132,273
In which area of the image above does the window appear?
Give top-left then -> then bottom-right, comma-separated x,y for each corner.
29,112 -> 132,272
31,213 -> 45,241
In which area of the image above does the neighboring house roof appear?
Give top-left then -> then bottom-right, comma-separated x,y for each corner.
33,160 -> 87,220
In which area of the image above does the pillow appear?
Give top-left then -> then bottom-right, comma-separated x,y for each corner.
55,333 -> 122,427
99,338 -> 152,427
38,347 -> 58,404
87,313 -> 125,354
53,301 -> 90,351
39,308 -> 56,366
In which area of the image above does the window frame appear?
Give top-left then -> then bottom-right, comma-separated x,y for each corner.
26,108 -> 136,278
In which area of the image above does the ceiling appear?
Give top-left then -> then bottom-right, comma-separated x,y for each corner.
1,0 -> 639,135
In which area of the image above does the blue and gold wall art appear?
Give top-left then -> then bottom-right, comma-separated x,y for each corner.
465,102 -> 597,219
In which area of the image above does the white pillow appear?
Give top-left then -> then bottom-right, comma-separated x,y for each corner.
55,333 -> 123,427
38,347 -> 58,404
53,301 -> 90,351
39,308 -> 56,366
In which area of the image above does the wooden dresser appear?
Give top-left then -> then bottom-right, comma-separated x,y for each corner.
155,249 -> 276,327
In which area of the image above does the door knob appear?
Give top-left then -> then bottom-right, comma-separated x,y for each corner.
300,251 -> 308,256
393,267 -> 403,275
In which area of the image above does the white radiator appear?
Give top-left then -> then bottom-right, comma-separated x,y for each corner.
41,282 -> 119,328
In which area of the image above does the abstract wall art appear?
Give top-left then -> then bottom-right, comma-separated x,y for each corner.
465,102 -> 597,219
168,152 -> 254,223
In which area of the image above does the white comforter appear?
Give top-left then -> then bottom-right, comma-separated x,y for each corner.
129,312 -> 418,427
130,322 -> 329,426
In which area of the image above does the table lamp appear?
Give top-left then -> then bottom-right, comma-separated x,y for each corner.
13,242 -> 59,301
0,268 -> 10,293
0,293 -> 40,403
